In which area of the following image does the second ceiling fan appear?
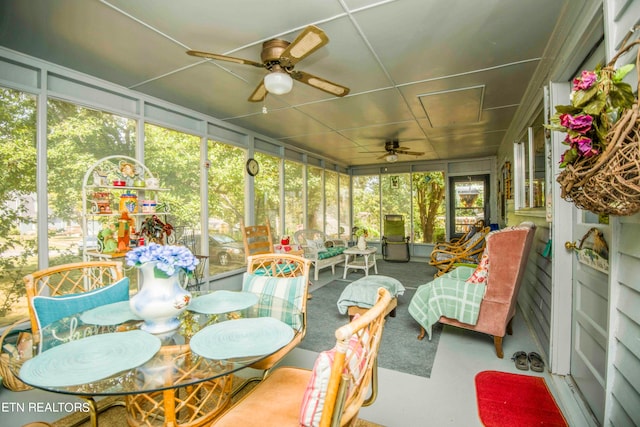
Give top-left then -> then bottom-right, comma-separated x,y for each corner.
187,25 -> 350,102
373,139 -> 425,162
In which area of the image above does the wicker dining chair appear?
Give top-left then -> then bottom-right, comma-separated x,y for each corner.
22,261 -> 126,427
23,261 -> 125,336
212,287 -> 393,427
242,253 -> 312,376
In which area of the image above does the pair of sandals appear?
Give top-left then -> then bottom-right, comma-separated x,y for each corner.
511,351 -> 544,372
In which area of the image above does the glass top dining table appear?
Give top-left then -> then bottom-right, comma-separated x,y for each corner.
7,291 -> 303,397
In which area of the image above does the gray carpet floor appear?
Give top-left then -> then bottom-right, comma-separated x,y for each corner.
301,260 -> 442,378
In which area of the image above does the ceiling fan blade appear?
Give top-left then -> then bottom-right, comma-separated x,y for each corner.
396,149 -> 425,156
187,50 -> 264,68
279,25 -> 329,67
248,80 -> 268,102
291,70 -> 350,97
377,153 -> 391,160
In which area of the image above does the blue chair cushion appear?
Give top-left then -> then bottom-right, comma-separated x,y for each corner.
32,277 -> 130,330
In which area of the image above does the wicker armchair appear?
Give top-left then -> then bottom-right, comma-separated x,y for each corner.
429,226 -> 491,276
432,219 -> 485,252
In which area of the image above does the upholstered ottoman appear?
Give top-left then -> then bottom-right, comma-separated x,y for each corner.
337,275 -> 404,319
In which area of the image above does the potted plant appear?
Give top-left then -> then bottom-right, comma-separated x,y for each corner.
354,227 -> 368,250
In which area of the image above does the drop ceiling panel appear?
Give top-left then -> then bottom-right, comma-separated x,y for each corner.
226,107 -> 333,141
400,60 -> 539,121
296,89 -> 414,131
419,86 -> 484,128
353,0 -> 565,85
107,0 -> 347,51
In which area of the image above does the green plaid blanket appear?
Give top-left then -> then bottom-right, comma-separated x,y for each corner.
408,276 -> 486,340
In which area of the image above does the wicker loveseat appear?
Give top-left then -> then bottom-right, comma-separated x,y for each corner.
293,229 -> 347,280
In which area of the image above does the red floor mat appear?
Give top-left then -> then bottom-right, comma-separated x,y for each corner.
475,370 -> 568,427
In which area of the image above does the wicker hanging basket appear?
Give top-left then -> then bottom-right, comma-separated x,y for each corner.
557,39 -> 640,216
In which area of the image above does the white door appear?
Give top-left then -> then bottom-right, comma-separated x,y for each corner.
549,76 -> 608,424
567,213 -> 610,424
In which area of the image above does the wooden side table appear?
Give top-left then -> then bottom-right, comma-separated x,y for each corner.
343,246 -> 378,279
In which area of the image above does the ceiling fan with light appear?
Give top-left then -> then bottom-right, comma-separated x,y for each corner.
187,25 -> 350,102
369,139 -> 425,162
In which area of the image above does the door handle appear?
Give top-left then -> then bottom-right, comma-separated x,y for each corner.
564,241 -> 577,251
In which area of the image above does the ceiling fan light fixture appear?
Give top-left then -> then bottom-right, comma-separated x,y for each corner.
386,153 -> 398,162
264,71 -> 293,95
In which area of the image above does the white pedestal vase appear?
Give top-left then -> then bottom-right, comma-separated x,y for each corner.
129,262 -> 191,334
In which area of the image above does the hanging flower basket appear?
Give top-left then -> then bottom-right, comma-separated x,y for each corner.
550,37 -> 640,216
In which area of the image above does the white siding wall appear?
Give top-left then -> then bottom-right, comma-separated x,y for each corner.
604,1 -> 640,425
607,215 -> 640,425
511,216 -> 552,357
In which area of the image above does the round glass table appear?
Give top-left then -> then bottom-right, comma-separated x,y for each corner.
8,291 -> 302,427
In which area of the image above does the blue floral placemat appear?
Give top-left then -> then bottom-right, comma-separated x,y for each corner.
20,330 -> 161,387
188,290 -> 258,314
190,317 -> 294,359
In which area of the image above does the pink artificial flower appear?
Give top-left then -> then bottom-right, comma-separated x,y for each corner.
572,70 -> 597,91
568,135 -> 599,157
559,113 -> 593,134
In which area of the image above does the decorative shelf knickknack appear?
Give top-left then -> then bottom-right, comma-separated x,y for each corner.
551,34 -> 640,216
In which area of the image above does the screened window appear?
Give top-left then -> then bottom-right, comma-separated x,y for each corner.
206,140 -> 246,274
412,171 -> 446,243
0,88 -> 37,327
307,166 -> 324,231
514,111 -> 546,210
325,170 -> 339,237
449,175 -> 489,237
352,175 -> 380,239
381,173 -> 411,236
338,172 -> 351,241
47,99 -> 136,266
284,160 -> 304,237
254,152 -> 280,234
